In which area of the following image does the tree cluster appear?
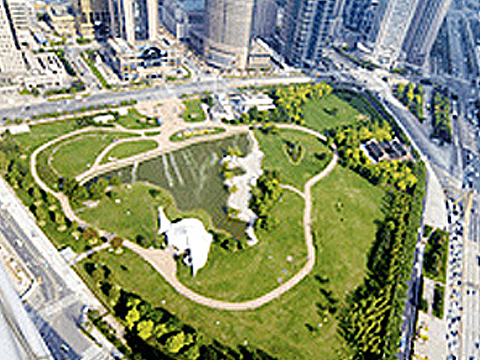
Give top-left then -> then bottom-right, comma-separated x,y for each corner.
225,83 -> 332,125
84,259 -> 278,360
268,83 -> 333,125
330,122 -> 417,193
423,229 -> 449,283
249,170 -> 283,231
394,83 -> 424,121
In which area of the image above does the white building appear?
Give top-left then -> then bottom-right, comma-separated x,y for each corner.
158,207 -> 212,276
210,92 -> 276,122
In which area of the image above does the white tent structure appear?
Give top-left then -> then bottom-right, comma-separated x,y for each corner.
158,207 -> 213,276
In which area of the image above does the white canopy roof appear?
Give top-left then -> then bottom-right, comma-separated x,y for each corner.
158,208 -> 212,276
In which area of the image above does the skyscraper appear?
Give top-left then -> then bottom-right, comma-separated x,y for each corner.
281,0 -> 345,67
252,0 -> 278,40
369,0 -> 420,67
203,0 -> 255,69
0,0 -> 26,76
161,0 -> 205,41
401,0 -> 452,67
77,0 -> 157,42
342,0 -> 377,37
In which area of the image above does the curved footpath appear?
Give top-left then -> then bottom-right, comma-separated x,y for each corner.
31,122 -> 338,311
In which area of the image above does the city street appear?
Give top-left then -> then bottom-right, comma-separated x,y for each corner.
0,178 -> 113,360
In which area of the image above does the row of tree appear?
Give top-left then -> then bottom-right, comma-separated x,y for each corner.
423,229 -> 449,284
431,88 -> 452,144
84,256 -> 277,360
338,163 -> 426,359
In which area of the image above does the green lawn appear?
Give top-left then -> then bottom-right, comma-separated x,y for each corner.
334,89 -> 386,124
102,139 -> 158,164
182,99 -> 206,122
312,165 -> 384,298
304,93 -> 362,132
79,183 -> 213,247
49,131 -> 137,178
78,164 -> 384,360
178,190 -> 306,301
116,109 -> 160,129
13,120 -> 79,154
254,129 -> 332,189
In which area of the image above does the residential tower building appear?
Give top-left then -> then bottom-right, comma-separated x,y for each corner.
401,0 -> 452,67
203,0 -> 255,69
281,0 -> 345,67
369,0 -> 420,67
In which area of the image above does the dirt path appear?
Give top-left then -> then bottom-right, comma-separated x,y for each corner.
31,122 -> 338,310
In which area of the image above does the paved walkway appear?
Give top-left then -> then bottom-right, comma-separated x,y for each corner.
30,120 -> 338,310
74,242 -> 111,264
76,121 -> 248,184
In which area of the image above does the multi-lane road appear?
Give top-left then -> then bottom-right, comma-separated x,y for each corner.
0,74 -> 313,123
0,178 -> 112,360
461,197 -> 480,360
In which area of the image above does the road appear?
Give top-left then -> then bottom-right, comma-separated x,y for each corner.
0,75 -> 313,122
461,194 -> 480,360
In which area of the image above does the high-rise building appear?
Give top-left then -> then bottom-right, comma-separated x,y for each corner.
401,0 -> 452,67
76,0 -> 157,42
0,0 -> 26,76
252,0 -> 278,40
281,0 -> 345,67
6,0 -> 34,43
369,0 -> 420,67
342,0 -> 377,37
161,0 -> 205,40
203,0 -> 255,69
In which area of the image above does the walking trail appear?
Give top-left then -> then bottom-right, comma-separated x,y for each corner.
30,120 -> 337,310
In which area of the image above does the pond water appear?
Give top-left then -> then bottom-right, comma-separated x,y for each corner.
103,134 -> 250,239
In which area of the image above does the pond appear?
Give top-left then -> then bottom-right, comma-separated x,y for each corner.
103,134 -> 250,239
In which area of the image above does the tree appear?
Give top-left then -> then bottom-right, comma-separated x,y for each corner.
111,236 -> 124,249
82,227 -> 99,242
137,320 -> 154,340
110,176 -> 122,187
165,332 -> 191,353
184,345 -> 201,360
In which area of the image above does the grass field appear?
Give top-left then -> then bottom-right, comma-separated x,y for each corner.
116,109 -> 160,129
304,93 -> 362,132
79,182 -> 213,247
335,89 -> 387,124
13,120 -> 79,154
102,139 -> 158,164
178,190 -> 306,301
182,99 -> 206,122
254,129 -> 332,189
78,164 -> 384,360
49,131 -> 137,178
